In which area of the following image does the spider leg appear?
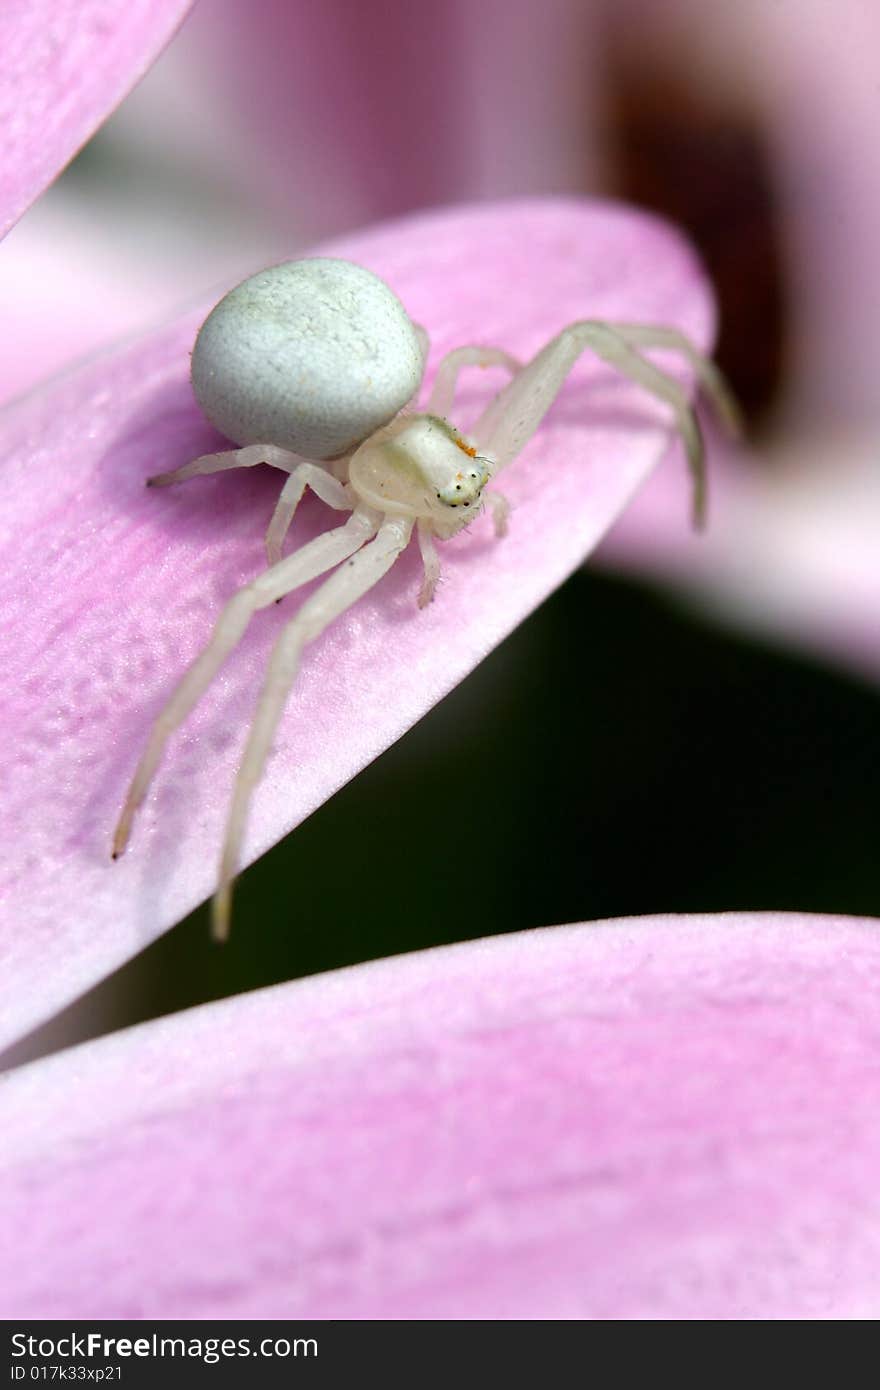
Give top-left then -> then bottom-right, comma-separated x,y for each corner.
265,464 -> 353,566
147,443 -> 302,488
112,508 -> 380,859
485,490 -> 511,537
213,513 -> 414,939
413,322 -> 431,368
427,346 -> 521,418
605,323 -> 744,438
472,321 -> 712,528
417,520 -> 441,607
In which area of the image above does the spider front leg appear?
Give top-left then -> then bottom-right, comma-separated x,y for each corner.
473,320 -> 737,529
427,345 -> 521,418
147,443 -> 301,488
417,521 -> 440,607
112,508 -> 380,860
214,513 -> 413,938
484,490 -> 510,537
605,323 -> 744,439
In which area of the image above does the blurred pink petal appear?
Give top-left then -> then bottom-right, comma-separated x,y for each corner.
0,198 -> 714,1050
154,1 -> 603,240
0,197 -> 217,407
0,0 -> 193,238
605,0 -> 880,429
0,180 -> 280,409
598,431 -> 880,682
2,912 -> 879,1319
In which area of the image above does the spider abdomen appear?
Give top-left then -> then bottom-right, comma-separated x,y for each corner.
191,258 -> 424,460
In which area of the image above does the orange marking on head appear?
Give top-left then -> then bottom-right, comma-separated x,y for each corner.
454,438 -> 478,458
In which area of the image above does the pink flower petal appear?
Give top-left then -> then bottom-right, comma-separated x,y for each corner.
0,197 -> 216,408
186,0 -> 605,235
597,430 -> 880,682
0,0 -> 193,238
2,912 -> 879,1319
0,199 -> 715,1049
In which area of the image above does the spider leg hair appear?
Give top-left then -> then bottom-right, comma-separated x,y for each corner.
265,463 -> 353,566
147,443 -> 303,488
212,513 -> 414,939
112,507 -> 380,859
427,345 -> 521,419
472,321 -> 714,528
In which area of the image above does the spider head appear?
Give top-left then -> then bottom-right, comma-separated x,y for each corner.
349,414 -> 494,536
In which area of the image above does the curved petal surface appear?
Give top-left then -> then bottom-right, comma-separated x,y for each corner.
1,912 -> 879,1319
0,0 -> 193,237
0,198 -> 715,1047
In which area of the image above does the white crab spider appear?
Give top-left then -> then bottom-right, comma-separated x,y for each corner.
113,257 -> 740,939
